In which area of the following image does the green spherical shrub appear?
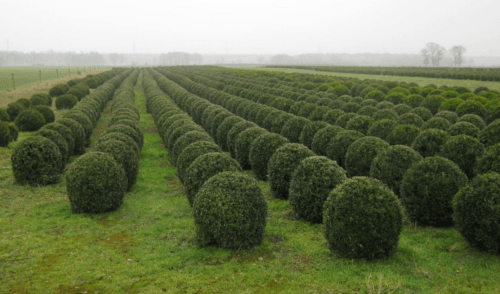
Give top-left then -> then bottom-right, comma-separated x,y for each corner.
386,92 -> 406,105
0,108 -> 9,122
67,79 -> 79,87
6,102 -> 24,121
296,103 -> 318,118
184,152 -> 242,206
263,110 -> 284,131
480,119 -> 500,147
270,113 -> 294,134
439,135 -> 484,178
210,112 -> 233,139
98,131 -> 140,159
280,116 -> 311,143
193,171 -> 267,249
326,130 -> 364,168
458,114 -> 486,130
102,124 -> 142,154
17,98 -> 32,109
370,145 -> 423,196
289,156 -> 346,223
421,95 -> 445,115
42,123 -> 75,157
29,95 -> 48,106
49,84 -> 67,97
396,113 -> 424,127
171,131 -> 214,166
357,106 -> 378,117
14,109 -> 46,132
299,121 -> 329,149
33,93 -> 52,106
309,126 -> 343,157
216,116 -> 245,151
409,107 -> 433,121
7,123 -> 18,142
328,100 -> 346,110
345,136 -> 390,177
411,129 -> 449,158
108,113 -> 138,127
268,143 -> 315,200
109,119 -> 144,148
249,133 -> 289,180
289,101 -> 307,115
345,115 -> 374,134
63,111 -> 93,147
308,106 -> 330,121
474,143 -> 500,176
440,98 -> 463,112
404,94 -> 424,108
270,97 -> 295,112
36,128 -> 69,166
364,90 -> 386,101
58,118 -> 86,155
0,122 -> 10,147
33,105 -> 55,124
401,156 -> 467,227
84,77 -> 99,89
421,117 -> 451,131
227,121 -> 257,158
367,119 -> 397,140
66,87 -> 86,101
235,127 -> 268,170
386,124 -> 420,146
433,111 -> 458,124
166,123 -> 202,151
55,94 -> 78,110
335,113 -> 358,128
177,141 -> 222,184
255,107 -> 274,127
376,101 -> 395,110
457,100 -> 487,118
447,122 -> 480,138
323,109 -> 345,125
323,177 -> 403,259
66,152 -> 127,213
11,136 -> 62,185
453,173 -> 500,253
360,99 -> 378,107
95,139 -> 139,191
341,102 -> 361,114
373,109 -> 399,122
392,104 -> 412,115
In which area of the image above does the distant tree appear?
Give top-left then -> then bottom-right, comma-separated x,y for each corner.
420,48 -> 430,66
450,46 -> 467,67
422,43 -> 446,67
269,54 -> 295,65
109,53 -> 119,66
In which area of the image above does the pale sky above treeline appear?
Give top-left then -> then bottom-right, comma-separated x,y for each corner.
2,0 -> 499,56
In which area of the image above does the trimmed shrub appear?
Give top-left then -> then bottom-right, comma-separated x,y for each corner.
311,125 -> 344,156
110,120 -> 144,149
397,113 -> 424,127
0,122 -> 9,147
411,129 -> 449,158
345,136 -> 390,177
0,108 -> 9,122
184,152 -> 242,206
255,107 -> 274,127
335,113 -> 358,128
357,106 -> 378,117
216,116 -> 245,151
409,107 -> 433,121
58,118 -> 86,155
66,152 -> 127,213
66,87 -> 86,101
434,111 -> 458,124
386,92 -> 406,105
17,98 -> 32,109
33,105 -> 55,124
373,109 -> 399,121
30,95 -> 48,106
102,124 -> 142,153
268,143 -> 315,200
421,117 -> 451,131
401,156 -> 467,227
289,156 -> 346,223
42,123 -> 75,157
280,116 -> 310,143
177,141 -> 222,184
456,100 -> 487,118
404,94 -> 424,108
308,106 -> 329,121
324,177 -> 403,259
364,90 -> 386,101
289,101 -> 307,115
249,133 -> 289,180
386,124 -> 420,146
341,102 -> 361,113
367,119 -> 397,140
166,123 -> 202,151
297,103 -> 318,118
332,85 -> 351,96
49,84 -> 67,97
474,143 -> 500,176
36,128 -> 69,166
7,123 -> 18,142
95,139 -> 139,191
63,111 -> 93,147
326,130 -> 364,168
448,122 -> 480,138
263,110 -> 284,131
235,127 -> 268,170
299,121 -> 329,149
171,131 -> 214,166
345,115 -> 374,134
11,136 -> 62,185
270,113 -> 294,134
370,145 -> 423,196
98,131 -> 140,159
421,95 -> 445,115
323,109 -> 345,125
453,173 -> 500,253
479,119 -> 500,147
376,101 -> 395,110
392,104 -> 412,115
14,109 -> 46,131
6,102 -> 24,121
439,135 -> 484,178
458,114 -> 486,130
193,172 -> 267,249
210,112 -> 233,139
227,121 -> 257,158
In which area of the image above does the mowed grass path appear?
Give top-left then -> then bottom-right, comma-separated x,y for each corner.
249,67 -> 500,92
1,72 -> 500,293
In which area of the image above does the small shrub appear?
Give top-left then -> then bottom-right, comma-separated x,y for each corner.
33,105 -> 55,124
409,107 -> 433,121
177,141 -> 222,184
184,152 -> 242,206
49,84 -> 67,97
323,109 -> 345,125
479,119 -> 500,147
401,156 -> 467,227
95,139 -> 139,191
323,177 -> 403,259
17,98 -> 32,109
235,127 -> 268,170
440,98 -> 463,112
30,94 -> 48,106
36,128 -> 69,166
210,112 -> 233,139
311,125 -> 344,156
249,133 -> 289,180
367,119 -> 397,140
104,124 -> 143,152
326,130 -> 364,168
0,122 -> 9,147
364,90 -> 386,101
66,152 -> 127,213
63,111 -> 93,147
345,115 -> 374,134
42,123 -> 75,157
335,113 -> 358,128
376,101 -> 395,110
341,102 -> 361,113
439,135 -> 484,178
396,113 -> 424,127
421,117 -> 451,131
458,114 -> 486,129
0,108 -> 9,122
280,116 -> 310,143
270,113 -> 294,134
7,123 -> 18,142
456,100 -> 487,118
345,136 -> 390,177
171,131 -> 214,166
11,136 -> 62,185
448,122 -> 480,138
289,156 -> 346,223
386,92 -> 406,105
411,128 -> 449,158
474,143 -> 500,176
299,121 -> 329,149
110,119 -> 144,149
58,118 -> 86,155
404,94 -> 424,108
14,109 -> 46,132
434,111 -> 458,124
55,94 -> 78,110
6,103 -> 24,121
268,143 -> 315,200
421,95 -> 445,115
193,172 -> 267,250
98,132 -> 140,159
357,106 -> 378,117
392,104 -> 412,115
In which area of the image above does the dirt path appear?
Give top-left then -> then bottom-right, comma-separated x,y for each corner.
0,71 -> 105,108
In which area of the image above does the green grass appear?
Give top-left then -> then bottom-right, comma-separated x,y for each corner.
247,67 -> 500,92
1,72 -> 500,293
0,66 -> 110,93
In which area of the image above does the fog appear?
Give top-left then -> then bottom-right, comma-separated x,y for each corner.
1,0 -> 500,60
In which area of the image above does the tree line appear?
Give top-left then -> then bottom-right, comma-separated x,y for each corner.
420,43 -> 467,67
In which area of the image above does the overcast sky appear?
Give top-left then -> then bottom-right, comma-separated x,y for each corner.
2,0 -> 499,56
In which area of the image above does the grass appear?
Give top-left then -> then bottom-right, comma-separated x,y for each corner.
247,67 -> 500,92
1,71 -> 500,293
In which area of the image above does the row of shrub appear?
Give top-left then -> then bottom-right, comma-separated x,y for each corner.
66,70 -> 143,214
10,69 -> 131,186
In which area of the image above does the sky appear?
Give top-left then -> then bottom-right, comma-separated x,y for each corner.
1,0 -> 500,56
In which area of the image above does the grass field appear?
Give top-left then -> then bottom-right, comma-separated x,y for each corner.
2,71 -> 500,293
251,67 -> 500,92
0,66 -> 110,94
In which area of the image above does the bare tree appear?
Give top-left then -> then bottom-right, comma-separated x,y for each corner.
422,43 -> 446,67
450,45 -> 467,67
420,48 -> 430,66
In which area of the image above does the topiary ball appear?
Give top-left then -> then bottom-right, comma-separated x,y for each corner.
177,141 -> 222,184
234,127 -> 268,170
335,113 -> 358,128
193,172 -> 267,250
0,121 -> 10,147
11,136 -> 62,185
33,105 -> 55,124
216,116 -> 245,151
42,122 -> 75,157
456,100 -> 487,118
299,121 -> 329,149
14,109 -> 46,132
401,156 -> 467,227
95,139 -> 139,191
66,152 -> 127,214
227,121 -> 257,158
311,125 -> 345,156
439,135 -> 484,178
397,113 -> 424,127
280,116 -> 311,143
289,156 -> 346,223
345,136 -> 389,177
409,107 -> 433,121
411,129 -> 450,158
326,130 -> 364,168
345,115 -> 374,134
474,143 -> 500,176
36,128 -> 70,166
7,123 -> 18,142
103,124 -> 143,152
29,94 -> 49,106
6,102 -> 24,121
249,133 -> 289,180
421,117 -> 451,131
184,152 -> 242,206
458,114 -> 486,130
479,119 -> 500,147
63,111 -> 93,147
0,108 -> 10,122
370,145 -> 423,196
453,172 -> 500,253
366,119 -> 396,140
268,143 -> 316,200
49,84 -> 67,97
17,98 -> 32,109
323,177 -> 403,259
386,124 -> 421,146
434,111 -> 458,124
58,118 -> 86,155
55,94 -> 78,110
171,131 -> 214,166
448,121 -> 480,138
98,132 -> 140,159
